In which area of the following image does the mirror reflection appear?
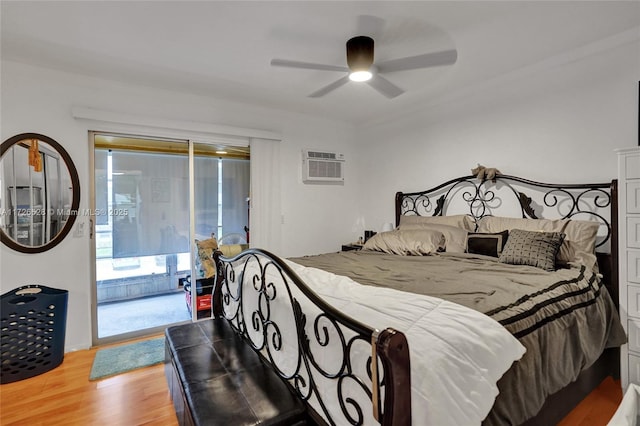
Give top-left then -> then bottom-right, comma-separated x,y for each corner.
1,134 -> 79,252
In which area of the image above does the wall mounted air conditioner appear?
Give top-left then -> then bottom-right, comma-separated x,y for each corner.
302,150 -> 345,184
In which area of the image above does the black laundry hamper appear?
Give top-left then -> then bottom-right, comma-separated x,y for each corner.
1,285 -> 69,384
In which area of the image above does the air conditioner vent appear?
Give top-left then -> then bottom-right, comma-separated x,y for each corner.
307,151 -> 339,160
302,150 -> 345,184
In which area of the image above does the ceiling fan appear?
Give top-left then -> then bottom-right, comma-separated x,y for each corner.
271,35 -> 457,99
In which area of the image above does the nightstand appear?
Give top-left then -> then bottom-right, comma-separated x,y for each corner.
341,243 -> 363,252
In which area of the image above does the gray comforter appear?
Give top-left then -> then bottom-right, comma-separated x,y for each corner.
290,250 -> 626,425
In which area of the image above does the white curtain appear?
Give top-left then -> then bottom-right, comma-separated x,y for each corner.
221,158 -> 250,238
249,138 -> 281,254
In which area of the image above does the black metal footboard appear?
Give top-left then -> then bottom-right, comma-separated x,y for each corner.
212,249 -> 411,426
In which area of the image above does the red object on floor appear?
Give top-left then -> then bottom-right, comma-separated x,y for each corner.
183,276 -> 214,317
185,292 -> 211,312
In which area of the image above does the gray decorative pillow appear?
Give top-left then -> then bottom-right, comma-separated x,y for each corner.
498,229 -> 565,271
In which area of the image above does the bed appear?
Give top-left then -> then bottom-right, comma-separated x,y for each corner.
211,173 -> 626,426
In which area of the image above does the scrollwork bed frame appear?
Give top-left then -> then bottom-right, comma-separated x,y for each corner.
212,174 -> 619,426
212,249 -> 411,426
395,174 -> 618,305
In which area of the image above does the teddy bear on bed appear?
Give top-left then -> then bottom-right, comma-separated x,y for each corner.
471,164 -> 501,183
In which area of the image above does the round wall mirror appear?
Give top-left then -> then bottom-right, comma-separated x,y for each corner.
1,133 -> 80,253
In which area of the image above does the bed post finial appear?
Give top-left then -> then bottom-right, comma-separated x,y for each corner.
395,192 -> 404,226
212,250 -> 224,317
377,328 -> 411,426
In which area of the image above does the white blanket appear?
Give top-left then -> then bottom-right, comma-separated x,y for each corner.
286,259 -> 526,426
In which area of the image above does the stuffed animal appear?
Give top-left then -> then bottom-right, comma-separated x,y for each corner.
195,236 -> 218,278
471,164 -> 501,183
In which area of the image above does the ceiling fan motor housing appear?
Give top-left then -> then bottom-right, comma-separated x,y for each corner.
346,36 -> 374,71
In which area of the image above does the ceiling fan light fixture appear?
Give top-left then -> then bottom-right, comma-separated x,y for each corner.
346,36 -> 374,82
349,70 -> 372,82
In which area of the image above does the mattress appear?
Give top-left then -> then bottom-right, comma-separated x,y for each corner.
289,250 -> 626,425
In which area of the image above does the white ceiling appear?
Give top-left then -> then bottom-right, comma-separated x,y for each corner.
2,1 -> 639,125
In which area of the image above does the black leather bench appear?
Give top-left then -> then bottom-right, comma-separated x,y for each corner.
165,318 -> 309,426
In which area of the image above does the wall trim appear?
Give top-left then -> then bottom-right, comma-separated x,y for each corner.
71,106 -> 281,146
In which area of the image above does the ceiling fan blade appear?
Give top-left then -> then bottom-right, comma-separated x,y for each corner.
366,75 -> 404,99
309,76 -> 350,98
271,59 -> 349,73
376,49 -> 458,73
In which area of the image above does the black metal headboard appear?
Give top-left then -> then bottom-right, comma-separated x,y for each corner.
395,174 -> 619,303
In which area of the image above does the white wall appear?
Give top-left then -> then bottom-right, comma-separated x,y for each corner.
357,37 -> 640,229
2,33 -> 638,352
0,61 -> 360,351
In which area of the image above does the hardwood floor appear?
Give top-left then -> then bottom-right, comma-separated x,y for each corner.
0,335 -> 624,425
0,336 -> 178,426
558,376 -> 623,426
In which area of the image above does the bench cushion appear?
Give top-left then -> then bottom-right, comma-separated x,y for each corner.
165,318 -> 308,426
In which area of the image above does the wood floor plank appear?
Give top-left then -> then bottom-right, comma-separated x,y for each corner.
0,336 -> 623,425
0,339 -> 178,426
558,376 -> 622,426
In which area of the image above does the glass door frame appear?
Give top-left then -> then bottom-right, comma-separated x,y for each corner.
89,133 -> 198,346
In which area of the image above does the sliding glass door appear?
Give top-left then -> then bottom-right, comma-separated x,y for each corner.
92,134 -> 250,344
194,151 -> 250,241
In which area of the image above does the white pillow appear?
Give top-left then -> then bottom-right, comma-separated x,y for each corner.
399,214 -> 475,231
562,220 -> 600,269
362,229 -> 445,256
397,222 -> 468,253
